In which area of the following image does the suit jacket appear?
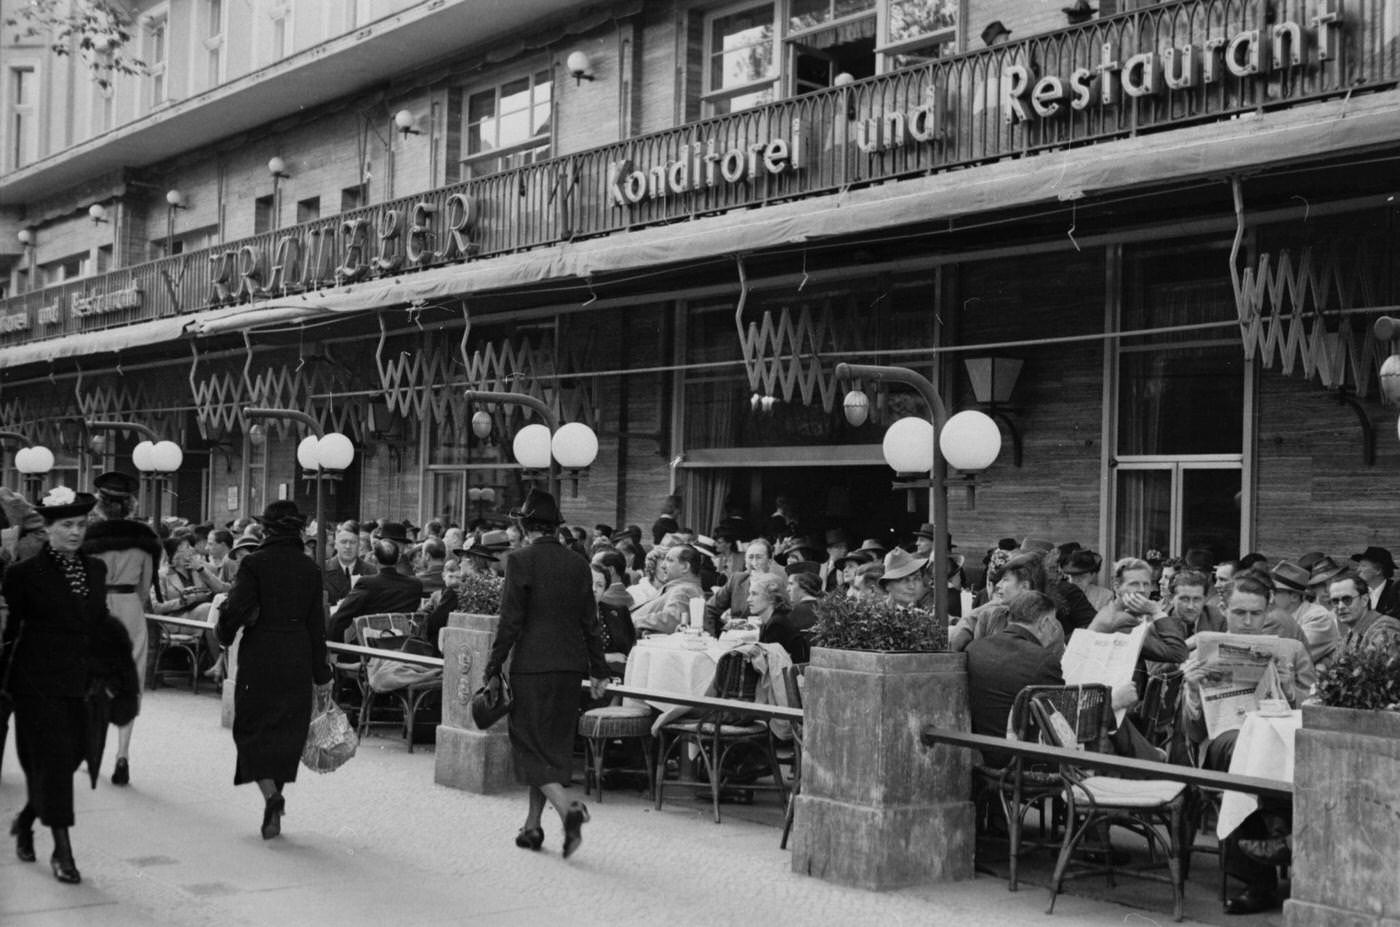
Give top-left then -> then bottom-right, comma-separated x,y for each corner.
1374,579 -> 1400,619
329,566 -> 424,644
486,535 -> 607,678
322,556 -> 373,607
705,569 -> 765,635
966,623 -> 1064,765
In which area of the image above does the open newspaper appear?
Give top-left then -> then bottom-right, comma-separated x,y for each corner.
1192,632 -> 1289,739
1061,620 -> 1149,724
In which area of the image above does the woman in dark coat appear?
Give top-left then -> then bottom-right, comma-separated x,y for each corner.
216,500 -> 332,840
485,489 -> 609,858
2,488 -> 135,884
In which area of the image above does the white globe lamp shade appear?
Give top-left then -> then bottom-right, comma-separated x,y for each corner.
512,423 -> 552,470
842,389 -> 870,426
1381,354 -> 1400,405
940,410 -> 1002,472
27,445 -> 55,474
151,440 -> 183,472
132,440 -> 155,472
297,435 -> 321,471
551,422 -> 599,469
470,410 -> 492,439
316,432 -> 355,470
13,447 -> 32,474
882,417 -> 934,474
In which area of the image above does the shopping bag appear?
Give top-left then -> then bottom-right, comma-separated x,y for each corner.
301,685 -> 358,773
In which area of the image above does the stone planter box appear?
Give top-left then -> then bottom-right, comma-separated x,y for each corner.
791,647 -> 973,891
434,611 -> 515,793
1285,705 -> 1400,927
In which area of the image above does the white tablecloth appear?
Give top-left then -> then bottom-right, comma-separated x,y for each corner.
1217,709 -> 1301,839
624,635 -> 741,733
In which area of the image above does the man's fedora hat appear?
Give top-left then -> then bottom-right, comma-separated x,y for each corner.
1308,556 -> 1346,588
510,488 -> 564,526
980,19 -> 1012,46
253,499 -> 307,532
879,548 -> 930,585
1061,549 -> 1103,576
857,538 -> 888,557
1350,545 -> 1397,571
913,523 -> 957,547
93,470 -> 140,499
1270,560 -> 1310,593
1062,0 -> 1096,24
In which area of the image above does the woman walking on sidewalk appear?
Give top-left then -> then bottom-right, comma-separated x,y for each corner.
216,501 -> 332,840
485,489 -> 609,858
3,488 -> 139,884
81,471 -> 161,787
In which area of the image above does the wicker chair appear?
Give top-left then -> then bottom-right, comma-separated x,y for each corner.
353,613 -> 440,753
653,649 -> 787,823
578,702 -> 656,802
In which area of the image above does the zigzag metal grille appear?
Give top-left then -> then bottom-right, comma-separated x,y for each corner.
738,300 -> 845,413
0,389 -> 82,449
1236,245 -> 1388,397
191,349 -> 365,442
190,358 -> 245,438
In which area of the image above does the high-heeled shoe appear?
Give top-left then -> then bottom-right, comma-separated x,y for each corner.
111,758 -> 129,786
562,802 -> 589,859
514,826 -> 544,850
10,817 -> 35,863
51,853 -> 81,884
261,794 -> 285,840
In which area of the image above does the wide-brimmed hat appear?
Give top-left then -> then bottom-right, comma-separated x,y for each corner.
1307,556 -> 1346,588
1018,537 -> 1055,556
690,535 -> 718,560
35,486 -> 97,522
1271,560 -> 1310,593
253,500 -> 307,533
1061,549 -> 1103,576
1296,551 -> 1327,571
785,560 -> 821,577
374,521 -> 412,543
856,538 -> 888,557
93,470 -> 140,500
774,536 -> 822,566
1350,545 -> 1396,572
834,549 -> 876,571
511,488 -> 563,526
879,548 -> 930,585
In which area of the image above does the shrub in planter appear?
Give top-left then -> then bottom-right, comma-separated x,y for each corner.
452,571 -> 504,616
811,593 -> 947,653
1312,647 -> 1400,711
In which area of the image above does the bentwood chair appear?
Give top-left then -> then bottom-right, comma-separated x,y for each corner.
654,649 -> 788,823
147,616 -> 206,693
1035,693 -> 1189,922
778,663 -> 806,849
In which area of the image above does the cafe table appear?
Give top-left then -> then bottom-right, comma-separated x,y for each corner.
624,633 -> 744,734
1217,708 -> 1302,839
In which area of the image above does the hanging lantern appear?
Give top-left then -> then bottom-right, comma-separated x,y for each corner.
842,389 -> 870,426
471,410 -> 493,439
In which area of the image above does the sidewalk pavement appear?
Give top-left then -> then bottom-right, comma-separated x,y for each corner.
3,688 -> 1261,926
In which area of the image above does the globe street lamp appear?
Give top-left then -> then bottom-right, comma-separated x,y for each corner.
13,444 -> 55,499
836,362 -> 1002,629
464,390 -> 599,500
132,436 -> 183,527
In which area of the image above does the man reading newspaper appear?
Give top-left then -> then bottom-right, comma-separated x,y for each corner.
1181,573 -> 1315,916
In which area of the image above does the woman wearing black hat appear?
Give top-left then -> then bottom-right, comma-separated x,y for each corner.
215,501 -> 332,839
485,489 -> 609,858
81,471 -> 161,786
3,487 -> 139,884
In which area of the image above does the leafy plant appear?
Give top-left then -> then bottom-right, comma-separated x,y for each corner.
811,592 -> 947,653
5,1 -> 147,90
452,570 -> 503,616
1314,648 -> 1400,711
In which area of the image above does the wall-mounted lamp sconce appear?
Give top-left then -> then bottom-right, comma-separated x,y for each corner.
267,156 -> 290,179
963,356 -> 1023,466
393,109 -> 421,137
16,228 -> 33,248
165,189 -> 187,209
566,50 -> 595,85
88,203 -> 109,224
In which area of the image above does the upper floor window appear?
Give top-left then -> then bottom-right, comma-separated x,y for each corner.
881,0 -> 957,67
6,65 -> 37,170
201,0 -> 225,89
263,1 -> 292,64
705,3 -> 779,115
144,9 -> 169,107
462,70 -> 552,178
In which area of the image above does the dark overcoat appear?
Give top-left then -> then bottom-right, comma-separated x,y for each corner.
322,556 -> 373,608
217,534 -> 332,786
487,535 -> 608,679
1,547 -> 137,825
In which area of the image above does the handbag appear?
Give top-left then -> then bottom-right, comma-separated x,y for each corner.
301,684 -> 358,773
470,673 -> 512,730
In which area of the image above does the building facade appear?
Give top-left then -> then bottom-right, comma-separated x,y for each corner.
1,0 -> 1398,565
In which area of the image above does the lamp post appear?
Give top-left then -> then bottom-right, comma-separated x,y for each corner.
133,438 -> 183,528
835,362 -> 1002,630
463,390 -> 599,500
13,444 -> 56,500
243,407 -> 355,569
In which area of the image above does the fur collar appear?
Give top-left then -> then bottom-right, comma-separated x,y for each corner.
82,519 -> 162,559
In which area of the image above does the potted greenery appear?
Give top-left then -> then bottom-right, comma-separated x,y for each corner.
434,570 -> 513,794
1286,649 -> 1400,927
791,592 -> 973,891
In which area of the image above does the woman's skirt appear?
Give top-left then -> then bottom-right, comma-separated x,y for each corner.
13,695 -> 87,827
107,591 -> 149,691
508,671 -> 583,787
